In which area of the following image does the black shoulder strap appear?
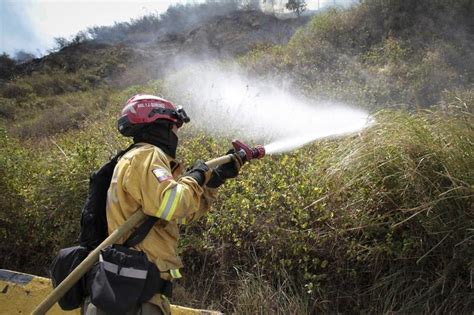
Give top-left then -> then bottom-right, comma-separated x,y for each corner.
123,216 -> 158,248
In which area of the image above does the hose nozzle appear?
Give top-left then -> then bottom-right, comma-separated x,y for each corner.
232,139 -> 266,163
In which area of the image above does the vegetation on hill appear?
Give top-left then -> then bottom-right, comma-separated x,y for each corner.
0,0 -> 473,313
241,0 -> 473,108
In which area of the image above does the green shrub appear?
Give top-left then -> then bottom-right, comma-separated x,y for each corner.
0,53 -> 17,80
0,97 -> 17,119
1,82 -> 35,99
0,107 -> 130,273
7,90 -> 112,138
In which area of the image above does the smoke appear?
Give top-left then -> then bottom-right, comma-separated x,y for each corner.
0,0 -> 190,56
83,0 -> 248,46
165,60 -> 370,153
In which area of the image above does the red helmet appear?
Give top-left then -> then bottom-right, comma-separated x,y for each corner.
117,94 -> 190,137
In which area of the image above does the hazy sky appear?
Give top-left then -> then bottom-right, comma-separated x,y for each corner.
0,0 -> 192,56
0,0 -> 339,57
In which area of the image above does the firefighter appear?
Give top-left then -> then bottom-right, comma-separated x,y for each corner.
82,94 -> 241,315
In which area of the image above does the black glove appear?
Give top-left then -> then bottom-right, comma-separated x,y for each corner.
184,160 -> 211,186
207,150 -> 243,188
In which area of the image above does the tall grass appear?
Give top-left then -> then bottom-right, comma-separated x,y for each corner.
322,108 -> 473,312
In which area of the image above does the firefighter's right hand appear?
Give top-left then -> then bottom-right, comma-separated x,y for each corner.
184,160 -> 212,186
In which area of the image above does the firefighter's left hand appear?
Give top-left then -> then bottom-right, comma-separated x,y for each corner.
184,160 -> 212,186
207,150 -> 242,188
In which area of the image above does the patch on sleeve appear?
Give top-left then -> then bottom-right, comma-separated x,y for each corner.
152,168 -> 173,183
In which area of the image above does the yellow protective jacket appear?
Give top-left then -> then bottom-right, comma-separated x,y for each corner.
105,143 -> 216,308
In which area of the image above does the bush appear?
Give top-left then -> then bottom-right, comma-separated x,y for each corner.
0,116 -> 129,274
0,89 -> 112,138
0,97 -> 17,119
1,82 -> 35,99
0,53 -> 16,80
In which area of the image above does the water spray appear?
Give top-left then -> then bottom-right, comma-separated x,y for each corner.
167,61 -> 372,153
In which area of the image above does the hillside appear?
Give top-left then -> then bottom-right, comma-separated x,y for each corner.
240,0 -> 474,108
1,1 -> 473,314
0,9 -> 308,138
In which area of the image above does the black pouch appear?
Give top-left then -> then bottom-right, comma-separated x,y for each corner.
50,246 -> 90,310
90,245 -> 153,314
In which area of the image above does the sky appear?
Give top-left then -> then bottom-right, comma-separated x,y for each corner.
0,0 -> 186,56
0,0 -> 345,57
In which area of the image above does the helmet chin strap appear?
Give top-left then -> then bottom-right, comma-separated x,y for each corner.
133,123 -> 178,159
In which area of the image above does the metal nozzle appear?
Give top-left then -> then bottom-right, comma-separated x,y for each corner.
232,139 -> 266,163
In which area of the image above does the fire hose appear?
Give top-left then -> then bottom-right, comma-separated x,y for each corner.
32,140 -> 265,315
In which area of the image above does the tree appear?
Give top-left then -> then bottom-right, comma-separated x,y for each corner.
286,0 -> 306,16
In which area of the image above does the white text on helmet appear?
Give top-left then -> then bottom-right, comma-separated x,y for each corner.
137,102 -> 166,108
